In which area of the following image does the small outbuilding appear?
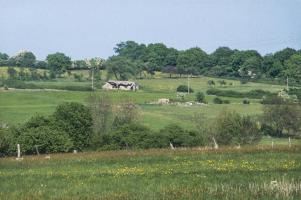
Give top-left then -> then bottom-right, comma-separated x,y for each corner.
102,80 -> 139,91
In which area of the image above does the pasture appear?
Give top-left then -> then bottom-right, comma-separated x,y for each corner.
1,146 -> 301,199
0,73 -> 282,129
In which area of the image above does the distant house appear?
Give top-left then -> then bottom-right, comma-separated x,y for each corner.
102,80 -> 139,91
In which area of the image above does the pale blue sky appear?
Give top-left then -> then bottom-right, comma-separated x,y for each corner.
1,0 -> 301,59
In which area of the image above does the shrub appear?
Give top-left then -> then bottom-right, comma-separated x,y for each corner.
288,88 -> 301,101
213,97 -> 223,104
53,102 -> 93,150
243,98 -> 250,104
207,88 -> 273,99
240,79 -> 249,84
223,99 -> 230,104
2,115 -> 74,156
262,104 -> 301,137
99,123 -> 159,150
177,85 -> 194,93
195,92 -> 205,103
0,128 -> 10,156
1,79 -> 92,91
15,126 -> 73,154
214,110 -> 261,145
207,80 -> 215,86
159,124 -> 204,147
261,95 -> 286,105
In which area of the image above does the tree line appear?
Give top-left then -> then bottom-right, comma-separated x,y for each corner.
1,42 -> 301,82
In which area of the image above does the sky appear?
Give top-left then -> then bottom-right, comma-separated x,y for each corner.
1,0 -> 301,60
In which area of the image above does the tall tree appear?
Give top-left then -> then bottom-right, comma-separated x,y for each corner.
46,52 -> 71,77
177,47 -> 209,76
105,56 -> 137,80
146,43 -> 169,71
114,41 -> 147,61
211,47 -> 234,66
13,51 -> 36,67
274,48 -> 296,64
285,53 -> 301,82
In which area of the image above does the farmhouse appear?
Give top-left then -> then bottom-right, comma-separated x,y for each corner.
102,80 -> 139,91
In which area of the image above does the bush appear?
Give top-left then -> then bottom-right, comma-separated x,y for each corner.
240,79 -> 249,84
53,102 -> 93,150
2,79 -> 92,91
1,115 -> 74,156
99,123 -> 157,150
159,124 -> 205,147
262,104 -> 301,137
214,110 -> 262,145
243,98 -> 250,104
98,123 -> 205,150
207,88 -> 273,99
223,99 -> 230,104
0,128 -> 10,156
177,85 -> 194,93
261,95 -> 286,105
15,126 -> 73,154
195,92 -> 205,103
213,97 -> 223,104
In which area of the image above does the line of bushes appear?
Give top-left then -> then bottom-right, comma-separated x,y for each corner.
0,79 -> 93,91
0,102 -> 264,156
207,88 -> 274,99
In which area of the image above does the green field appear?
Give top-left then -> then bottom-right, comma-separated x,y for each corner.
0,74 -> 283,129
1,147 -> 300,199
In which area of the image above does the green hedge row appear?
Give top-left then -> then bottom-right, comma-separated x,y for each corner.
0,79 -> 93,91
207,88 -> 274,99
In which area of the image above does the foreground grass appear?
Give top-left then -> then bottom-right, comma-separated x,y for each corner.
0,146 -> 301,199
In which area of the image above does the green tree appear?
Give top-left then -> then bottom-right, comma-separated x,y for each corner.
35,60 -> 48,69
0,52 -> 9,66
263,104 -> 301,137
13,51 -> 36,67
284,54 -> 301,82
214,110 -> 261,145
195,92 -> 205,103
177,47 -> 209,76
7,67 -> 17,79
53,102 -> 93,149
211,47 -> 234,66
114,41 -> 147,61
105,56 -> 137,80
146,43 -> 169,71
46,52 -> 71,77
274,47 -> 296,64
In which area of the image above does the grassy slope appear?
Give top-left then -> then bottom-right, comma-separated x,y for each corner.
0,73 -> 287,129
0,147 -> 300,199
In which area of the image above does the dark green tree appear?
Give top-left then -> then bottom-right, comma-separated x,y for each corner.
13,51 -> 36,67
177,47 -> 209,76
46,52 -> 71,77
105,56 -> 137,80
53,102 -> 93,149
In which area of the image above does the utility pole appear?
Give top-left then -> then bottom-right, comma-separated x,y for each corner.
187,74 -> 190,94
91,67 -> 94,91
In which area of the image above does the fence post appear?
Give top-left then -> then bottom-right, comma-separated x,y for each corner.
272,140 -> 274,149
16,144 -> 23,160
212,137 -> 218,149
289,137 -> 291,148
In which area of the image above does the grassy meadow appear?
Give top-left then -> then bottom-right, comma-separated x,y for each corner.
1,146 -> 301,199
0,70 -> 287,129
1,69 -> 301,199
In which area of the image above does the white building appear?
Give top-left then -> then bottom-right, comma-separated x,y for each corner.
102,80 -> 139,91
